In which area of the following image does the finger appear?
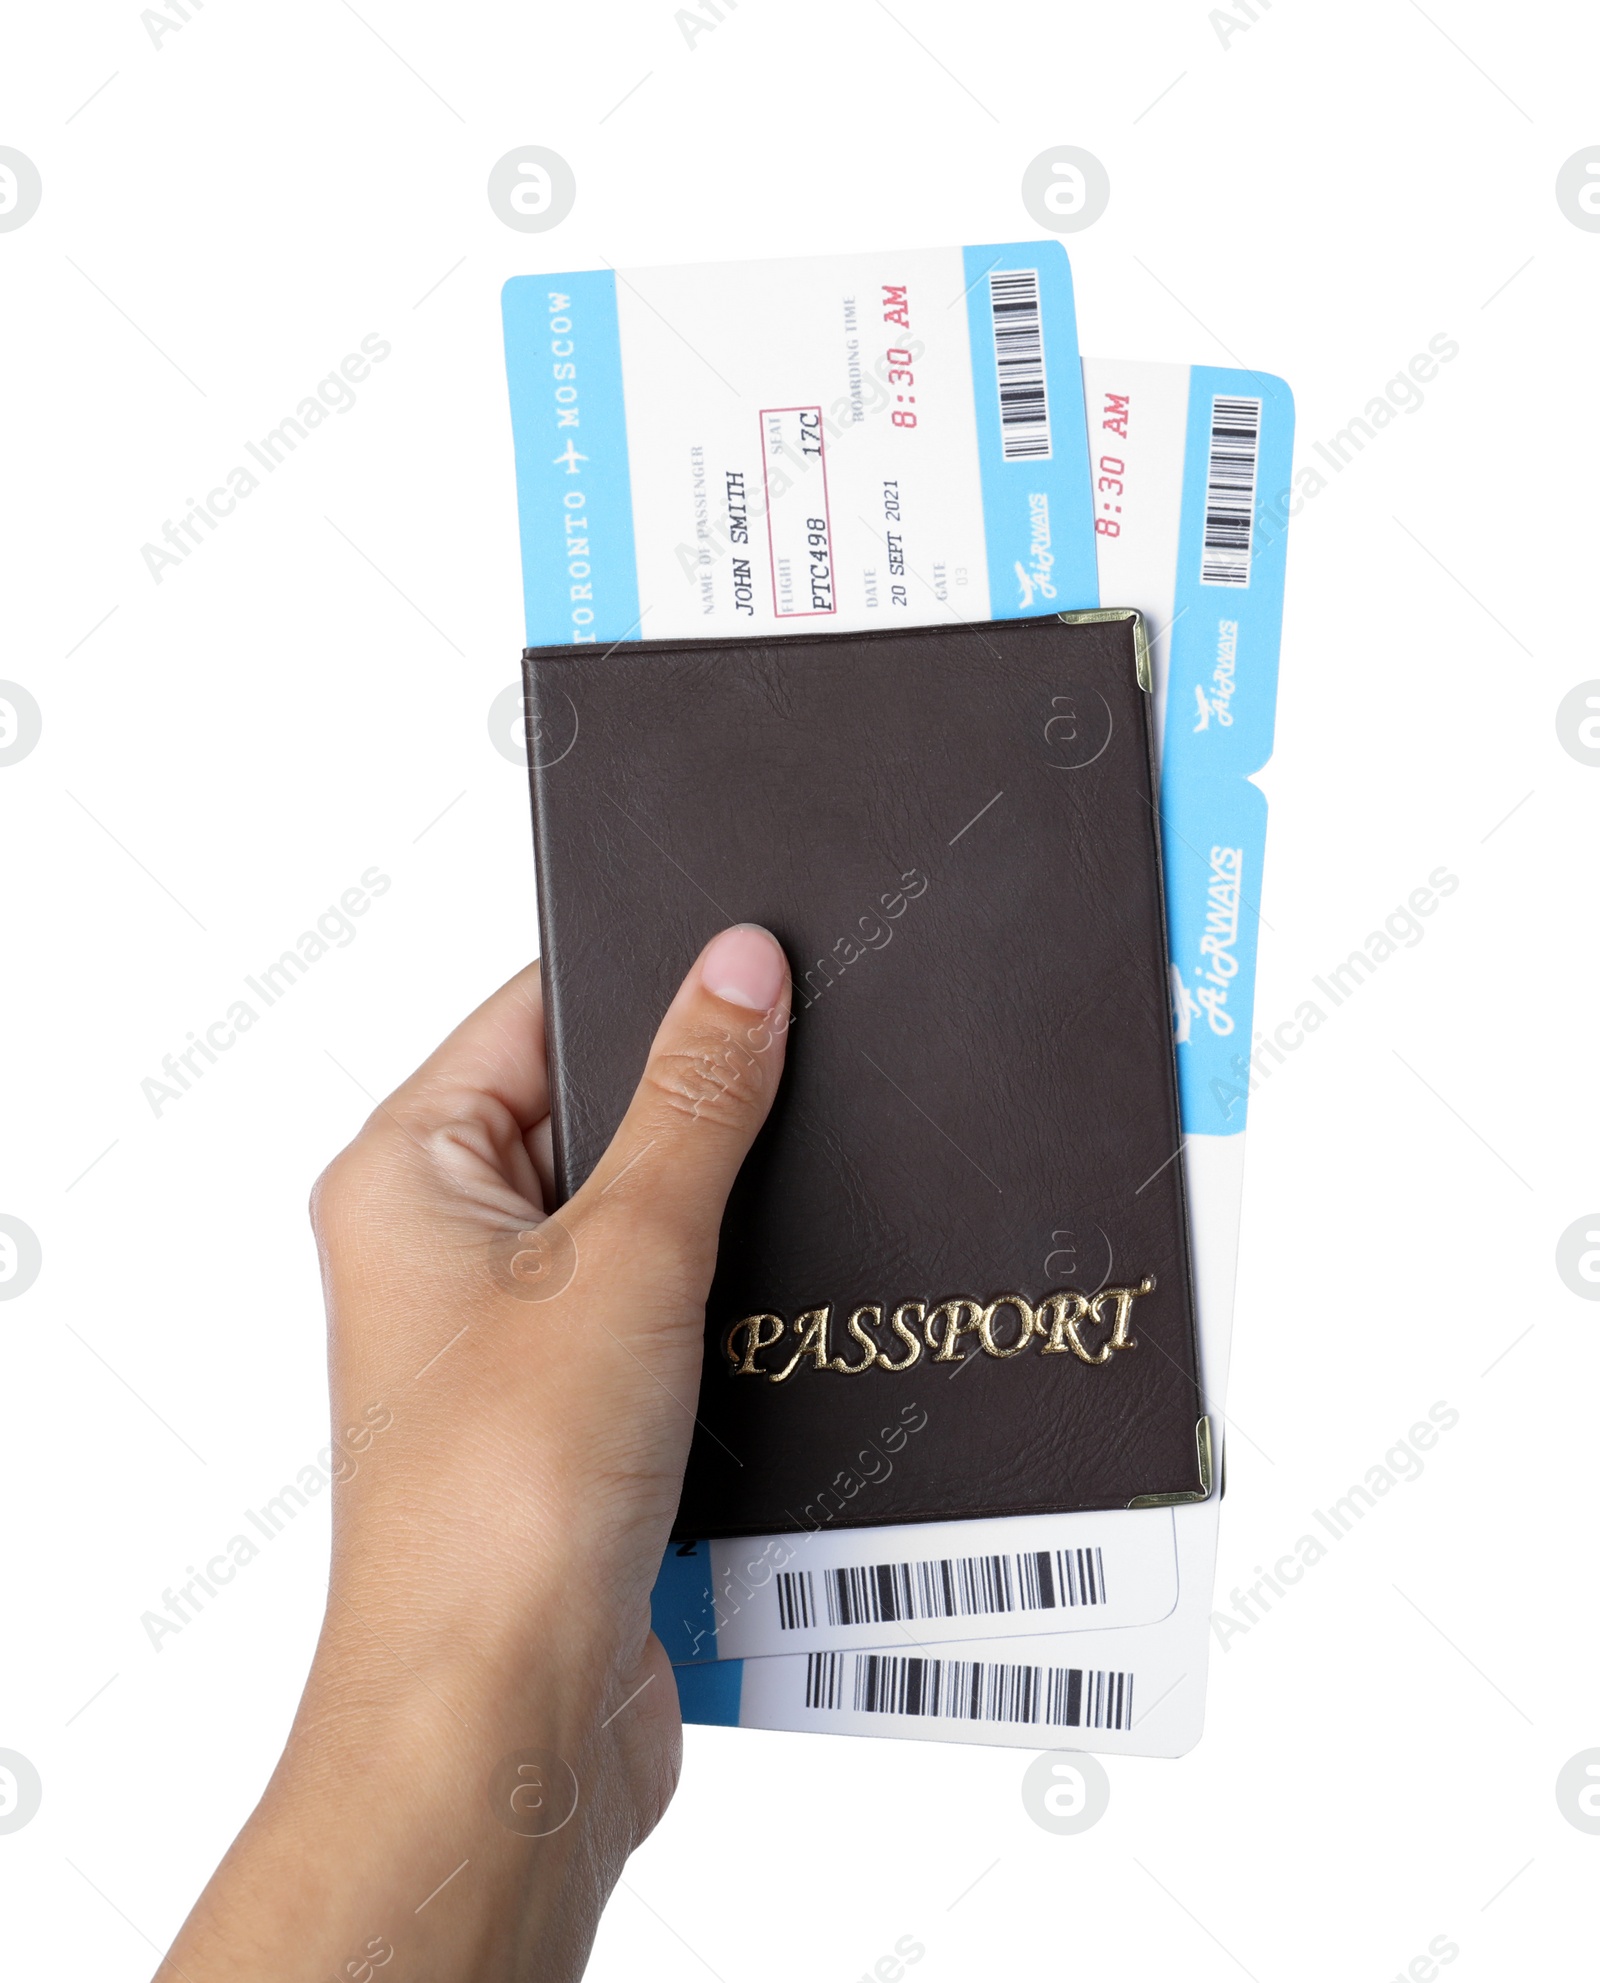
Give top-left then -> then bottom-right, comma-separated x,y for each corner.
572,925 -> 791,1278
386,961 -> 549,1133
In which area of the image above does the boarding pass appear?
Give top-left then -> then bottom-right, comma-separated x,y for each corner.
502,240 -> 1099,648
667,358 -> 1293,1750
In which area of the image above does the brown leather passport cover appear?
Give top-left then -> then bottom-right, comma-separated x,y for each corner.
521,611 -> 1206,1538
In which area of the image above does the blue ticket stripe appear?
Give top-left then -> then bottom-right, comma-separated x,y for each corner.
1163,367 -> 1295,1136
673,1657 -> 744,1728
1164,367 -> 1294,783
650,1543 -> 718,1663
961,241 -> 1099,618
502,272 -> 641,646
1165,774 -> 1268,1136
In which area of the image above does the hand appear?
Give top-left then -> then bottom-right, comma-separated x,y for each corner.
161,925 -> 792,1982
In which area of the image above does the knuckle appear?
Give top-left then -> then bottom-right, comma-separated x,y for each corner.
308,1150 -> 352,1236
641,1037 -> 767,1129
307,1121 -> 395,1238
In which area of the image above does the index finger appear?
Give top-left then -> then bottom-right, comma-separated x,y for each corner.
386,959 -> 550,1133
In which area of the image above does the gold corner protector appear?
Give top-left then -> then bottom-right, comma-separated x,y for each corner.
1056,607 -> 1151,692
1127,1416 -> 1215,1508
1132,614 -> 1153,692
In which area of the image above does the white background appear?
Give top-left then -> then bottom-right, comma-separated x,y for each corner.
3,2 -> 1597,1977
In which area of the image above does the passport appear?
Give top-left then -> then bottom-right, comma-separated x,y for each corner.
522,609 -> 1209,1538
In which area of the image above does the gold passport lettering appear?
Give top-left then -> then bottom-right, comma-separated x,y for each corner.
723,1280 -> 1156,1381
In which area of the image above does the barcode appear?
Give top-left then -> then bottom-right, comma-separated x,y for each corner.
805,1652 -> 1133,1729
988,268 -> 1052,461
1199,393 -> 1263,586
775,1546 -> 1106,1631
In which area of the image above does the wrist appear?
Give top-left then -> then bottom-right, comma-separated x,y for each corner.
164,1606 -> 656,1983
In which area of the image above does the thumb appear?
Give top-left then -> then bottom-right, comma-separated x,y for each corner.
570,924 -> 792,1287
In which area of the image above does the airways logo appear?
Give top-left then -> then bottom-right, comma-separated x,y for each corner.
1014,492 -> 1056,607
1192,618 -> 1239,731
